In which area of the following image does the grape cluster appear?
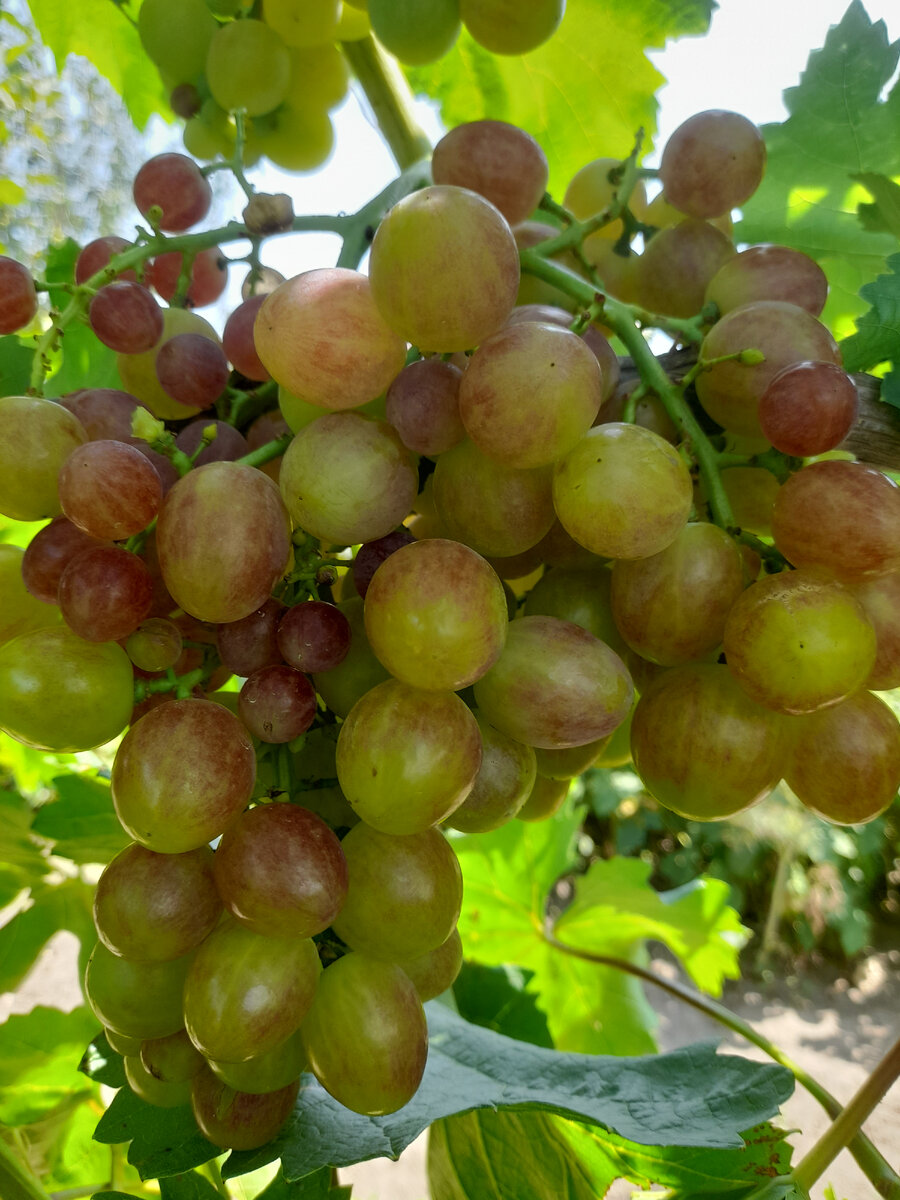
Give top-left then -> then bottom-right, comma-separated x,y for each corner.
1,109 -> 899,1151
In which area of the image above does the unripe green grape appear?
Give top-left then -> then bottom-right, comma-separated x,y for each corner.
138,0 -> 216,86
301,954 -> 427,1115
524,565 -> 627,657
517,773 -> 569,822
396,928 -> 464,1001
285,45 -> 349,111
208,1028 -> 306,1094
444,713 -> 536,832
332,823 -> 462,961
0,396 -> 88,521
183,101 -> 234,162
312,596 -> 391,718
263,0 -> 341,47
141,1029 -> 206,1084
256,104 -> 334,172
532,736 -> 610,780
124,1055 -> 192,1108
117,307 -> 219,421
369,0 -> 460,64
723,569 -> 876,715
105,1028 -> 143,1057
563,157 -> 648,254
206,19 -> 291,117
0,544 -> 60,647
553,423 -> 693,560
0,626 -> 133,752
368,185 -> 520,352
84,942 -> 193,1040
460,0 -> 564,55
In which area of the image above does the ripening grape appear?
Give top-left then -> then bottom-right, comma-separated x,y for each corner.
74,236 -> 135,285
524,566 -> 626,656
238,665 -> 317,742
206,19 -> 291,116
395,928 -> 464,1001
385,359 -> 466,457
124,1055 -> 192,1108
21,516 -> 107,604
155,333 -> 229,408
174,419 -> 249,467
191,1067 -> 300,1150
207,1028 -> 306,1095
0,396 -> 88,521
58,544 -> 154,642
533,737 -> 610,781
312,596 -> 391,718
223,295 -> 270,381
117,306 -> 221,420
133,153 -> 212,232
85,943 -> 192,1043
460,0 -> 565,55
89,282 -> 163,354
353,530 -> 417,599
125,618 -> 183,672
147,246 -> 228,308
757,361 -> 858,456
432,120 -> 549,225
517,773 -> 569,822
851,572 -> 900,691
276,600 -> 351,673
445,713 -> 537,832
704,244 -> 828,317
659,110 -> 766,219
58,439 -> 162,541
563,158 -> 648,254
368,185 -> 520,351
140,1029 -> 205,1085
635,219 -> 735,318
217,598 -> 285,677
0,256 -> 39,333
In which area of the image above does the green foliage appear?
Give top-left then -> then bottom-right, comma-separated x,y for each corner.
840,252 -> 900,405
0,876 -> 95,994
31,772 -> 131,864
405,0 -> 716,193
0,336 -> 33,398
737,1 -> 900,340
0,1006 -> 98,1124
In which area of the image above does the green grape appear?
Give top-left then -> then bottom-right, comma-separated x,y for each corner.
0,625 -> 133,752
472,614 -> 633,749
206,19 -> 292,117
141,1029 -> 206,1084
523,565 -> 626,657
157,462 -> 291,624
444,713 -> 536,832
593,705 -> 634,768
563,157 -> 648,257
254,103 -> 334,172
532,736 -> 610,780
312,596 -> 391,718
553,423 -> 693,560
279,413 -> 417,545
191,1066 -> 300,1150
284,45 -> 349,111
263,0 -> 341,47
432,439 -> 556,558
630,663 -> 788,821
208,1027 -> 306,1093
517,773 -> 569,821
337,680 -> 482,833
363,538 -> 509,692
124,1055 -> 192,1108
105,1028 -> 143,1056
785,690 -> 900,825
84,941 -> 193,1040
0,396 -> 88,521
368,185 -> 520,352
255,268 -> 407,409
138,0 -> 216,85
718,466 -> 780,538
723,569 -> 876,714
369,0 -> 460,65
460,0 -> 564,55
183,921 -> 320,1062
183,101 -> 234,162
301,953 -> 427,1115
117,307 -> 219,421
332,823 -> 462,961
395,928 -> 464,1001
0,544 -> 60,646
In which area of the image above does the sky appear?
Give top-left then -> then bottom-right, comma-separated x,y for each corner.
144,0 -> 898,314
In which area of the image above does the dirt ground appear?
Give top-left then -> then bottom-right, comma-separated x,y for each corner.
3,931 -> 898,1200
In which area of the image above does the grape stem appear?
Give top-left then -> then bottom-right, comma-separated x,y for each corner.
0,1136 -> 52,1200
518,248 -> 737,529
340,35 -> 432,171
236,432 -> 292,469
542,926 -> 900,1197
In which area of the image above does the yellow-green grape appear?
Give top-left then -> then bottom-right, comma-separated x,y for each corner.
183,100 -> 234,161
263,0 -> 342,47
0,544 -> 60,646
125,1055 -> 192,1108
285,45 -> 350,111
563,157 -> 648,263
369,0 -> 460,65
206,19 -> 292,117
205,0 -> 249,13
118,308 -> 219,421
255,104 -> 334,172
460,0 -> 564,55
138,0 -> 216,85
0,397 -> 88,521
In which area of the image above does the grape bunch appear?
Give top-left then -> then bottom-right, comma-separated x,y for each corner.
1,107 -> 899,1152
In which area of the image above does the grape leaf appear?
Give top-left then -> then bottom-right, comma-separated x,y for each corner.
79,1032 -> 127,1090
32,772 -> 131,865
0,787 -> 49,908
0,335 -> 33,398
839,252 -> 900,406
44,319 -> 124,398
0,876 -> 95,994
452,963 -> 553,1048
853,173 -> 900,238
92,1089 -> 217,1181
256,1168 -> 353,1198
405,0 -> 716,195
0,1006 -> 98,1124
220,1004 -> 793,1184
25,0 -> 169,129
736,1 -> 900,334
553,858 -> 748,997
159,1172 -> 223,1200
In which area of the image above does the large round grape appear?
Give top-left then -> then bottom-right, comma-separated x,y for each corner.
84,942 -> 192,1040
785,690 -> 900,825
553,424 -> 693,560
183,922 -> 320,1062
206,19 -> 291,116
279,413 -> 417,546
0,396 -> 88,521
332,824 -> 462,961
117,307 -> 219,421
631,663 -> 787,821
445,714 -> 536,832
336,679 -> 482,834
368,185 -> 520,352
0,626 -> 133,751
723,569 -> 876,714
472,615 -> 633,748
431,120 -> 549,228
111,699 -> 256,853
156,462 -> 291,623
137,0 -> 216,85
191,1068 -> 300,1150
460,0 -> 565,54
254,269 -> 408,409
363,539 -> 508,691
659,110 -> 766,219
301,954 -> 427,1116
369,0 -> 460,64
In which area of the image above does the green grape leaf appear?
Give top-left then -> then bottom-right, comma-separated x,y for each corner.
158,1172 -> 223,1200
221,1004 -> 793,1184
256,1168 -> 353,1198
839,251 -> 900,406
79,1031 -> 127,1090
0,1005 -> 99,1124
736,1 -> 900,337
0,787 -> 49,907
452,963 -> 553,1048
853,173 -> 900,238
25,0 -> 170,129
43,237 -> 81,311
32,772 -> 131,864
44,319 -> 123,397
405,0 -> 716,195
553,858 -> 748,997
0,876 -> 96,994
0,335 -> 34,398
92,1089 -> 218,1180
